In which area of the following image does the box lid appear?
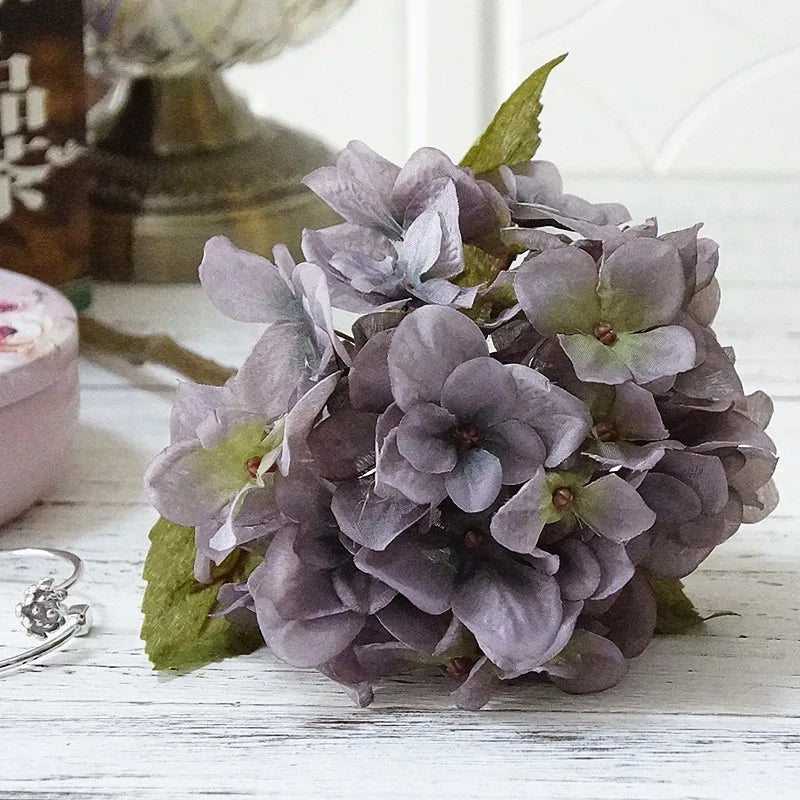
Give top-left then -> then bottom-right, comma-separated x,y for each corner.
0,268 -> 78,407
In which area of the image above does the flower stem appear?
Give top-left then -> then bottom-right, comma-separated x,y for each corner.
78,316 -> 236,386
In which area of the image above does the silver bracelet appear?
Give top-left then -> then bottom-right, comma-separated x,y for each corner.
0,548 -> 93,676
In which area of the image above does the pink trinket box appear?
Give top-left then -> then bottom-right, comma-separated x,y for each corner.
0,269 -> 79,526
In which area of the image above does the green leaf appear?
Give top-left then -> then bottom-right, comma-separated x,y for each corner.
141,516 -> 263,671
460,53 -> 567,175
60,278 -> 94,313
455,245 -> 515,325
645,572 -> 739,634
646,572 -> 703,633
455,244 -> 508,289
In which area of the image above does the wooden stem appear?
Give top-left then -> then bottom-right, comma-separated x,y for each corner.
79,316 -> 236,387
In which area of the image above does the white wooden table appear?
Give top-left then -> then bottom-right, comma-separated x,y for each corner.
1,180 -> 798,799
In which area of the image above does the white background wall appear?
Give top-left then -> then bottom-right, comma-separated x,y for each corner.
226,0 -> 800,287
226,0 -> 800,177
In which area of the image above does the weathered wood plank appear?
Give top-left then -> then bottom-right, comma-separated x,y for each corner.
0,272 -> 797,800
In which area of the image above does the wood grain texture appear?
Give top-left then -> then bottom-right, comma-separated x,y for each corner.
0,193 -> 797,798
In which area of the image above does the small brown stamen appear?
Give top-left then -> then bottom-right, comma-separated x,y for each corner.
452,423 -> 481,452
594,420 -> 618,442
593,323 -> 618,346
552,487 -> 574,510
463,529 -> 487,550
245,456 -> 263,478
443,656 -> 476,679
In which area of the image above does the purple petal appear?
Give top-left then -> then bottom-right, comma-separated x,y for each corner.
307,407 -> 377,481
515,247 -> 601,336
402,209 -> 444,283
736,390 -> 774,429
318,648 -> 375,708
452,560 -> 563,674
643,524 -> 713,578
279,371 -> 341,474
688,279 -> 720,326
291,262 -> 352,366
505,364 -> 593,466
376,597 -> 453,653
396,403 -> 458,473
673,327 -> 743,403
348,328 -> 395,413
336,140 -> 401,210
440,356 -> 517,427
387,306 -> 487,410
209,482 -> 285,552
638,472 -> 703,524
452,657 -> 500,711
600,571 -> 656,657
232,321 -> 327,418
445,449 -> 503,512
612,381 -> 668,441
588,536 -> 635,600
392,148 -> 455,208
575,474 -> 656,542
598,238 -> 685,331
655,451 -> 728,516
559,333 -> 632,384
408,277 -> 475,308
144,440 -> 239,526
377,428 -> 448,505
354,530 -> 459,615
544,629 -> 628,694
483,419 -> 546,484
585,440 -> 669,471
490,467 -> 551,553
331,477 -> 430,550
199,236 -> 298,324
677,494 -> 743,549
501,227 -> 570,252
261,527 -> 347,621
254,595 -> 364,669
169,382 -> 231,443
553,538 -> 601,601
613,327 -> 696,384
403,177 -> 463,278
331,562 -> 396,615
302,165 -> 401,239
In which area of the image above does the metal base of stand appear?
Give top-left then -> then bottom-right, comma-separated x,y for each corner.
89,71 -> 338,282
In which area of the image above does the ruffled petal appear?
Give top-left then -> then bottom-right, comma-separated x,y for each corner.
444,449 -> 504,512
199,235 -> 300,324
598,238 -> 685,331
574,474 -> 656,542
331,477 -> 430,550
613,327 -> 696,384
452,560 -> 563,675
515,247 -> 601,336
387,305 -> 488,410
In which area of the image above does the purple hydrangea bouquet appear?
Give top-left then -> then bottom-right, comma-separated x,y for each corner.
141,56 -> 778,710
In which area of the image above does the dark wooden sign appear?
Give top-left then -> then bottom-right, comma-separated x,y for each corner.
0,0 -> 88,285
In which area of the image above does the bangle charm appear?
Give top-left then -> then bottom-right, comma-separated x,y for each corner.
0,547 -> 93,676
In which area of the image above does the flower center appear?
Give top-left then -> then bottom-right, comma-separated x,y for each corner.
552,487 -> 574,510
594,420 -> 618,442
443,656 -> 476,679
244,456 -> 275,478
452,423 -> 481,452
593,323 -> 618,346
462,528 -> 488,550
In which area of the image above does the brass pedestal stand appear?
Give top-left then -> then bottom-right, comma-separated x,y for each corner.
89,71 -> 338,282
